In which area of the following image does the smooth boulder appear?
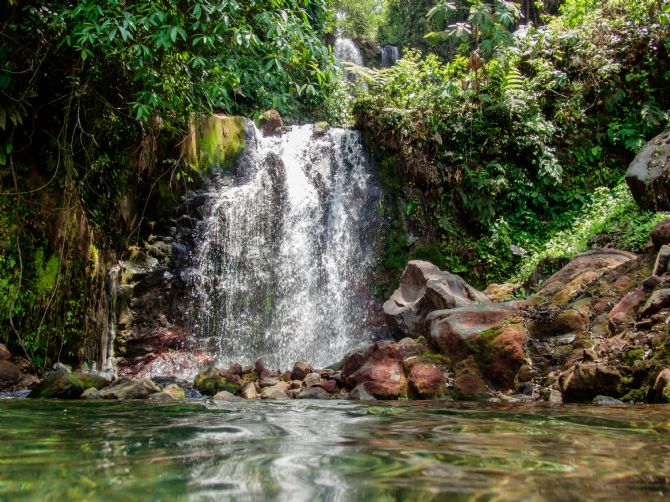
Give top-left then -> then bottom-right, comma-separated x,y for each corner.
383,260 -> 489,339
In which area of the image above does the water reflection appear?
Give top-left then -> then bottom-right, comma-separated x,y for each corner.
0,400 -> 668,501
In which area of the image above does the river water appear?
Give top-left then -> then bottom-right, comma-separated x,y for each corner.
0,400 -> 668,501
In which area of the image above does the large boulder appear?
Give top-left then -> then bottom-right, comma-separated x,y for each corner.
28,370 -> 110,399
536,249 -> 637,306
429,303 -> 528,390
383,260 -> 489,339
651,368 -> 670,403
626,130 -> 670,211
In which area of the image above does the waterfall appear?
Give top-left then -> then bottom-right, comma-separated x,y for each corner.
334,38 -> 364,81
192,122 -> 383,369
334,38 -> 363,66
381,46 -> 400,67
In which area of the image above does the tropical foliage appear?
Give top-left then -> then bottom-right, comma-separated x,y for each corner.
356,0 -> 670,286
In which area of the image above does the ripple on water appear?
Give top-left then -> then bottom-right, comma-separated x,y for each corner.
0,400 -> 669,501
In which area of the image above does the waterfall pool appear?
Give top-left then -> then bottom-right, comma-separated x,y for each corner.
1,399 -> 668,500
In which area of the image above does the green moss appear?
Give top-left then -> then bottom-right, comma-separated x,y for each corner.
624,348 -> 645,367
620,387 -> 647,403
420,350 -> 450,366
194,115 -> 245,172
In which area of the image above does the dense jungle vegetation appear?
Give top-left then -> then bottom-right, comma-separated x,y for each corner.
1,0 -> 669,367
0,0 -> 340,367
345,0 -> 670,289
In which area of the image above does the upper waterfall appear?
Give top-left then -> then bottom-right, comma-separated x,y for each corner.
191,122 -> 383,369
381,46 -> 400,67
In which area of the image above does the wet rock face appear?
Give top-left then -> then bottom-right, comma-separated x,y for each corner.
652,368 -> 670,403
406,362 -> 446,398
383,260 -> 489,339
626,130 -> 670,211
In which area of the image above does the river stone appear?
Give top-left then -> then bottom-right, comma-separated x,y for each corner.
592,395 -> 624,406
259,375 -> 280,388
162,384 -> 185,400
28,370 -> 110,399
383,260 -> 489,339
297,386 -> 331,399
319,380 -> 337,393
0,343 -> 10,361
194,367 -> 240,396
608,288 -> 646,333
80,387 -> 102,400
212,391 -> 239,401
625,130 -> 670,210
148,391 -> 178,401
99,379 -> 161,400
0,360 -> 21,386
303,372 -> 321,388
260,382 -> 290,400
407,362 -> 445,399
559,363 -> 622,403
241,382 -> 257,400
291,361 -> 312,380
348,383 -> 377,401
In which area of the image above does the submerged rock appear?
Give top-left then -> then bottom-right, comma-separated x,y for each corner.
592,395 -> 624,406
28,370 -> 110,399
383,260 -> 489,339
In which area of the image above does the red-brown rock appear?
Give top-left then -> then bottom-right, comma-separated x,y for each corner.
608,288 -> 646,333
319,379 -> 338,393
408,362 -> 445,398
537,249 -> 637,306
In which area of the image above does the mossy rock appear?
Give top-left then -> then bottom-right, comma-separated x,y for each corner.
28,371 -> 110,399
183,114 -> 246,172
194,367 -> 241,396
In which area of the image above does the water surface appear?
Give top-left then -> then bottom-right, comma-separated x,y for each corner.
0,400 -> 669,501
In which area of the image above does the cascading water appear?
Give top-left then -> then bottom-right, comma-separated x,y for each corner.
334,38 -> 363,66
334,38 -> 364,81
381,46 -> 400,67
192,122 -> 383,369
